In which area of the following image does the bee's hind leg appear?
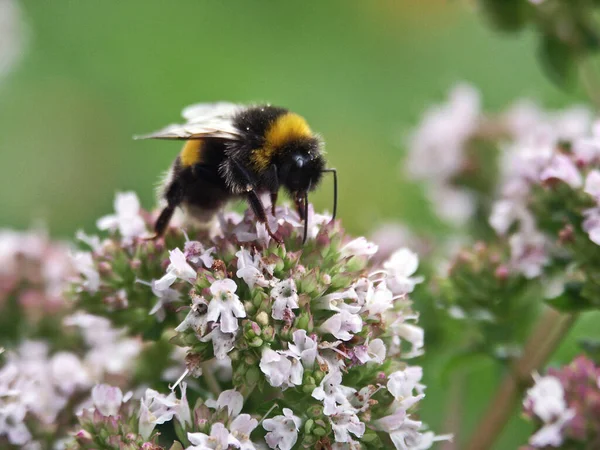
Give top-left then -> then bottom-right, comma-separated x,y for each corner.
146,180 -> 184,240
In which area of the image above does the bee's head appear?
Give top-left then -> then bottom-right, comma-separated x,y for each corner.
279,137 -> 325,195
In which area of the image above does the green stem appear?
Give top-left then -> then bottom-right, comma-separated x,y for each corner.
441,371 -> 465,450
201,361 -> 222,397
465,308 -> 578,450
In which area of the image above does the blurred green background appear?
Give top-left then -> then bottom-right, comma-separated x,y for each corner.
0,1 -> 593,448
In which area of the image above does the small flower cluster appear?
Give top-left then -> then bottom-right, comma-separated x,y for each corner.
0,222 -> 143,448
68,384 -> 169,450
488,114 -> 600,310
523,355 -> 600,448
406,84 -> 482,225
65,191 -> 446,449
0,227 -> 74,342
71,191 -> 196,335
436,241 -> 537,358
406,83 -> 592,231
0,314 -> 142,448
166,205 -> 440,449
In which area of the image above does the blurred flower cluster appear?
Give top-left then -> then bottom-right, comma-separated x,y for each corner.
0,191 -> 448,449
523,355 -> 600,448
405,83 -> 600,448
0,226 -> 142,448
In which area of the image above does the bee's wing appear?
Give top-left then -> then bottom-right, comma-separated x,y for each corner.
135,102 -> 244,141
181,102 -> 242,122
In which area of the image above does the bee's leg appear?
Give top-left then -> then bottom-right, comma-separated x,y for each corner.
269,164 -> 279,215
148,180 -> 184,240
246,189 -> 282,244
229,159 -> 282,244
152,206 -> 175,239
294,193 -> 305,221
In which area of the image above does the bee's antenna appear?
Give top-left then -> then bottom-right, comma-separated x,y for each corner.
322,168 -> 337,220
302,192 -> 309,245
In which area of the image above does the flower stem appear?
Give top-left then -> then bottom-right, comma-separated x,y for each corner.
441,372 -> 464,450
465,308 -> 578,450
201,362 -> 221,397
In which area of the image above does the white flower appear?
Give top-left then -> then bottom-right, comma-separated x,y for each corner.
585,170 -> 600,202
230,414 -> 258,450
407,84 -> 480,182
341,237 -> 378,257
529,409 -> 575,448
206,279 -> 246,333
263,408 -> 301,450
91,384 -> 123,417
318,288 -> 361,313
175,295 -> 209,336
525,375 -> 568,423
390,321 -> 425,358
583,207 -> 600,245
236,247 -> 269,289
573,123 -> 600,164
146,279 -> 181,322
287,330 -> 317,368
427,185 -> 476,226
64,313 -> 142,378
509,230 -> 549,279
489,200 -> 535,236
320,310 -> 362,341
354,338 -> 386,364
75,229 -> 103,253
375,407 -> 407,433
387,367 -> 425,403
96,192 -> 146,243
71,251 -> 100,293
539,154 -> 582,188
383,248 -> 424,295
139,383 -> 191,440
312,371 -> 356,415
205,389 -> 243,417
154,248 -> 197,290
184,240 -> 215,268
361,282 -> 394,318
330,407 -> 365,443
200,325 -> 236,360
387,417 -> 451,450
259,348 -> 302,389
187,423 -> 241,450
270,279 -> 299,321
50,352 -> 90,395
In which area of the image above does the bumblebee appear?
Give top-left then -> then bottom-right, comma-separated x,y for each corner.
136,103 -> 337,243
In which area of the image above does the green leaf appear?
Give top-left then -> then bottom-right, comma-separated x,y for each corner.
478,0 -> 531,32
440,350 -> 492,384
545,282 -> 595,312
579,339 -> 600,363
539,35 -> 576,86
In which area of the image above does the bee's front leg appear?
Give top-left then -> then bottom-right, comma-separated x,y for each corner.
246,189 -> 282,245
229,159 -> 282,244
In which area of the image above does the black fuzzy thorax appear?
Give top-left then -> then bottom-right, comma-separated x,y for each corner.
222,105 -> 324,195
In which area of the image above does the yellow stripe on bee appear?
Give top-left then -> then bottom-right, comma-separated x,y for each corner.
252,112 -> 313,170
180,140 -> 203,167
